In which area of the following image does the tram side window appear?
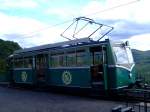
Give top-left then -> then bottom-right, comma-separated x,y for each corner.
24,57 -> 32,68
50,49 -> 86,67
50,54 -> 66,67
14,58 -> 23,68
76,51 -> 86,66
59,55 -> 66,67
51,56 -> 59,67
67,53 -> 76,67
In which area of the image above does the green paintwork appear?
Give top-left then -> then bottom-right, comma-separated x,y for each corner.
13,68 -> 35,84
47,67 -> 91,88
106,40 -> 136,90
0,72 -> 10,82
106,40 -> 116,65
103,64 -> 108,90
116,67 -> 136,88
107,66 -> 136,89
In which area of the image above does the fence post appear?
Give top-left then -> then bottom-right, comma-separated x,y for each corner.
144,84 -> 147,112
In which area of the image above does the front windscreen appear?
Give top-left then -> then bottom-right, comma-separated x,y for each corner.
126,47 -> 134,64
113,45 -> 134,65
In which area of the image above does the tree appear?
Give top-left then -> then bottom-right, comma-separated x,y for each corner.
0,39 -> 21,73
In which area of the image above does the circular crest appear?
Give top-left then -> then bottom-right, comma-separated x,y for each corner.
21,71 -> 27,82
62,71 -> 72,85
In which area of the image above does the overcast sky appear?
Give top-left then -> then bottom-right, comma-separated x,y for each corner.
0,0 -> 149,51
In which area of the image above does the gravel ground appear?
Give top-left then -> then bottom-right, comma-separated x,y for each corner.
0,86 -> 125,112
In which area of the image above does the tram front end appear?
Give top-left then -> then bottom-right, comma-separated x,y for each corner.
107,41 -> 136,92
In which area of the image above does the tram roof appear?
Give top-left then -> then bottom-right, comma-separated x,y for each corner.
14,37 -> 109,54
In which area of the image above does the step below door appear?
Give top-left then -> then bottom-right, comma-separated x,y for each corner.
91,65 -> 104,89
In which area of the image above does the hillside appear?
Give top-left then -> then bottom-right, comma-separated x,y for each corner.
132,49 -> 150,64
132,49 -> 150,83
0,39 -> 21,73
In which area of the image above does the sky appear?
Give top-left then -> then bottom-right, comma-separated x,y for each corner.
0,0 -> 150,51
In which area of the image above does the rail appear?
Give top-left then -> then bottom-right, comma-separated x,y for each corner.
123,86 -> 150,112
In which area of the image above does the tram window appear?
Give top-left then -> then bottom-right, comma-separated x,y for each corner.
50,49 -> 86,67
50,54 -> 66,67
126,47 -> 134,64
67,53 -> 76,66
59,55 -> 66,67
24,57 -> 32,68
94,52 -> 103,65
76,52 -> 85,66
113,46 -> 128,64
14,58 -> 23,68
90,46 -> 104,65
51,56 -> 59,67
8,59 -> 13,69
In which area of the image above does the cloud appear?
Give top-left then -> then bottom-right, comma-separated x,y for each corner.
0,12 -> 66,48
44,0 -> 150,25
128,33 -> 150,51
81,0 -> 104,16
0,12 -> 45,34
1,10 -> 149,51
2,33 -> 35,47
0,0 -> 38,9
109,20 -> 150,39
45,7 -> 78,19
0,0 -> 149,51
81,0 -> 150,23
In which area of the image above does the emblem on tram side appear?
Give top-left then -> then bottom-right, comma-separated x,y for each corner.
21,71 -> 28,82
62,71 -> 72,85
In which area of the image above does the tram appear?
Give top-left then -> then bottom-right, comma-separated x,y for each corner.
7,17 -> 136,94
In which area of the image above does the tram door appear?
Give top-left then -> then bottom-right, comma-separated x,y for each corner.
90,46 -> 106,89
36,54 -> 48,82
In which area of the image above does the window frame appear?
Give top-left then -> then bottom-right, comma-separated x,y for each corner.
13,56 -> 33,69
49,47 -> 88,68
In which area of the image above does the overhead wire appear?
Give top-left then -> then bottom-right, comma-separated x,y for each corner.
20,19 -> 72,38
85,0 -> 140,17
18,0 -> 140,38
